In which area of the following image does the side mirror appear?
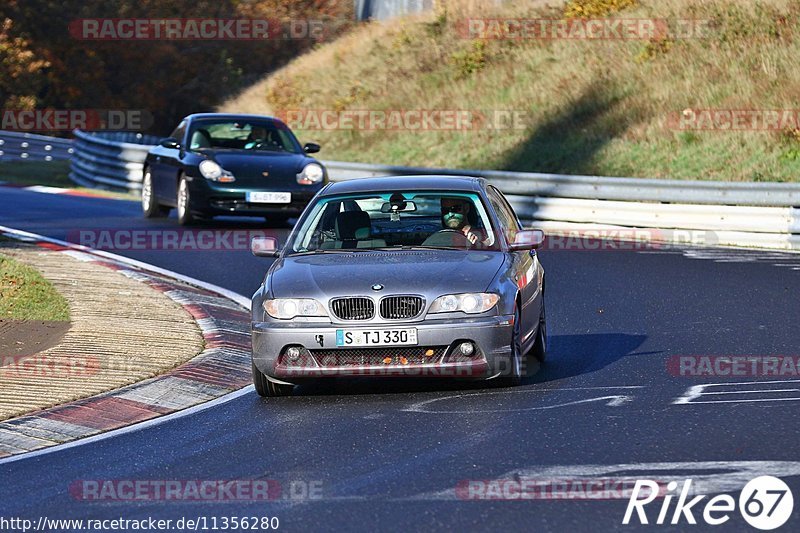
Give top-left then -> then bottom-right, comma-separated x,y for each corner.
160,137 -> 180,149
303,142 -> 321,154
508,229 -> 545,251
251,236 -> 279,257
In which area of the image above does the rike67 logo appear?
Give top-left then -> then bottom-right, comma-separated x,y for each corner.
624,476 -> 794,530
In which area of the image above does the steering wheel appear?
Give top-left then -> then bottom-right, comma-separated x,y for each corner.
422,229 -> 471,248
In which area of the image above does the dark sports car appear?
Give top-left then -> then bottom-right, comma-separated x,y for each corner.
141,113 -> 328,225
250,175 -> 547,396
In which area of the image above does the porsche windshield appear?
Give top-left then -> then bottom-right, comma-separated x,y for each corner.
290,192 -> 499,253
186,120 -> 301,153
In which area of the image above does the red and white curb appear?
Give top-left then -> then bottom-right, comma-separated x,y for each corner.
0,181 -> 126,199
0,226 -> 253,459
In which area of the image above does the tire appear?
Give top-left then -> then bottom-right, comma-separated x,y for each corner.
531,299 -> 548,363
176,176 -> 196,226
498,302 -> 523,387
252,360 -> 294,397
141,169 -> 170,218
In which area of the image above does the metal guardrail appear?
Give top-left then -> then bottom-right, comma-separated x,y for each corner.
1,129 -> 799,250
0,131 -> 74,162
325,161 -> 800,250
324,160 -> 800,207
69,129 -> 161,190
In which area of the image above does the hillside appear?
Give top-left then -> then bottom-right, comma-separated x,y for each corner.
219,0 -> 800,182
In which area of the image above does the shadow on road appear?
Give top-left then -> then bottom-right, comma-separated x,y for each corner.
286,333 -> 653,397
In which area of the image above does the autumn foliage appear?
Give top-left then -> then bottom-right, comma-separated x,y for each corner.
0,0 -> 353,134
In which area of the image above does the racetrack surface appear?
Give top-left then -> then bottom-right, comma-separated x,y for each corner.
1,187 -> 800,531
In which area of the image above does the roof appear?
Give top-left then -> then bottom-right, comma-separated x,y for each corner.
321,176 -> 486,196
185,113 -> 286,124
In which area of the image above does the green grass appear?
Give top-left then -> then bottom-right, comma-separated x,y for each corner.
0,251 -> 70,321
220,0 -> 800,182
0,160 -> 72,187
0,161 -> 137,199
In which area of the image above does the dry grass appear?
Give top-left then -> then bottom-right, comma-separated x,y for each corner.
219,0 -> 800,181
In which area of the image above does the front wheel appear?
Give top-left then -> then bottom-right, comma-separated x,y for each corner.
176,176 -> 196,226
142,169 -> 170,218
252,361 -> 294,397
531,299 -> 547,363
498,303 -> 523,387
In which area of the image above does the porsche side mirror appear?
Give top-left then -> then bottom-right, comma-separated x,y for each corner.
303,142 -> 321,154
508,229 -> 545,251
160,137 -> 180,149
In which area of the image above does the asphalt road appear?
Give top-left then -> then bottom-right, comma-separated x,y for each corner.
1,187 -> 800,532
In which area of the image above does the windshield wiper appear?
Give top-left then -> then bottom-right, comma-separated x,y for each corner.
290,248 -> 381,255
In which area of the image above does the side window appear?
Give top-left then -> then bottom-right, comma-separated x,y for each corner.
487,186 -> 520,244
170,120 -> 187,145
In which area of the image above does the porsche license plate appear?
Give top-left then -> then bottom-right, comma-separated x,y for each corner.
246,192 -> 291,204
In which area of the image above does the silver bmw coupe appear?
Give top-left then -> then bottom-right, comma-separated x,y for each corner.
250,176 -> 546,396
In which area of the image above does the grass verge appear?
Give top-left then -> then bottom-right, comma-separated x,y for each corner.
0,161 -> 137,200
220,0 -> 800,182
0,248 -> 71,321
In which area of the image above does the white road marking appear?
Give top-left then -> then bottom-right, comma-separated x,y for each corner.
411,461 -> 800,501
404,386 -> 643,414
674,379 -> 800,405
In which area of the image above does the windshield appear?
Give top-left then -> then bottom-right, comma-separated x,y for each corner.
187,120 -> 301,153
289,191 -> 498,253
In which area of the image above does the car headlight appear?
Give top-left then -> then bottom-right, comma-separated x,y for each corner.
296,163 -> 324,185
199,160 -> 235,182
264,298 -> 328,319
428,293 -> 500,314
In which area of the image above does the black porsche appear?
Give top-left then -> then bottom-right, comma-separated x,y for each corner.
141,113 -> 328,225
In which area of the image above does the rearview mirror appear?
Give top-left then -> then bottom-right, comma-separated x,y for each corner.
251,236 -> 279,257
508,229 -> 545,251
303,142 -> 321,154
160,137 -> 180,149
380,201 -> 417,213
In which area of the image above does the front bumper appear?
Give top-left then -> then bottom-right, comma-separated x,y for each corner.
187,176 -> 320,217
252,315 -> 514,384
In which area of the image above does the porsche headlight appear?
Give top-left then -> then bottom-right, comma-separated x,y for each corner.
264,298 -> 327,319
199,160 -> 235,182
296,163 -> 324,185
429,293 -> 499,314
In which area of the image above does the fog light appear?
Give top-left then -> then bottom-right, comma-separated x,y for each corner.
286,347 -> 301,362
459,342 -> 475,357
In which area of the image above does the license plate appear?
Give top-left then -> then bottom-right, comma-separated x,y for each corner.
336,328 -> 418,347
246,191 -> 291,204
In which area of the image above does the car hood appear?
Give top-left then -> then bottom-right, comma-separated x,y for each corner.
269,250 -> 506,299
206,151 -> 311,184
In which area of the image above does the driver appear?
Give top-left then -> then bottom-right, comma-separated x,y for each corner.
244,126 -> 267,149
440,197 -> 489,247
